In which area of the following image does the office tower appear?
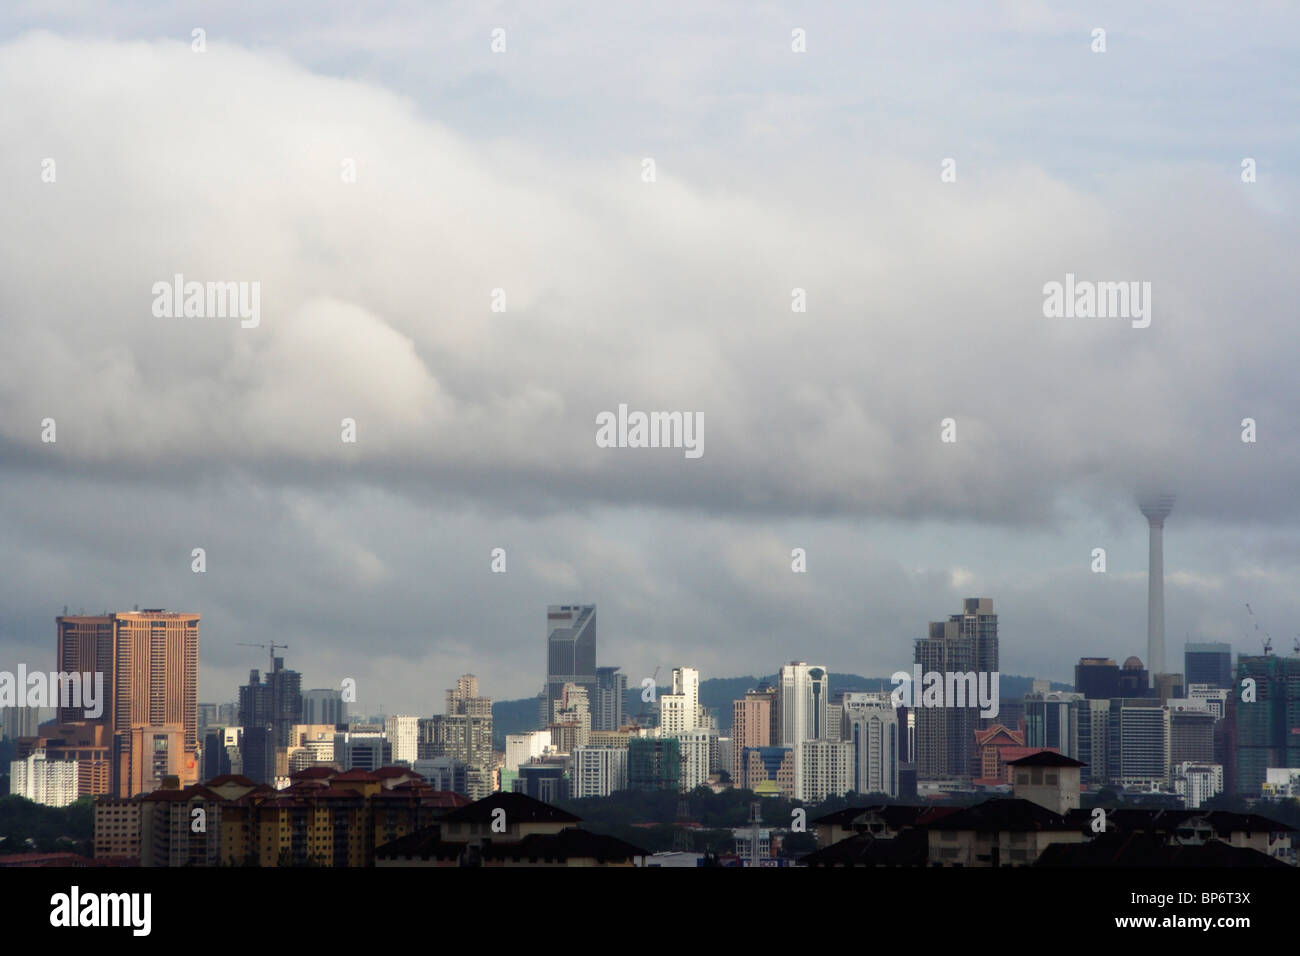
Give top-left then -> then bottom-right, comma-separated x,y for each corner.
217,702 -> 238,727
628,737 -> 681,791
202,729 -> 232,781
197,703 -> 218,735
1166,700 -> 1215,780
1153,672 -> 1184,704
238,656 -> 302,783
778,662 -> 829,800
1185,642 -> 1232,690
385,715 -> 420,765
841,692 -> 899,797
302,689 -> 347,726
799,740 -> 853,803
56,610 -> 200,796
1076,699 -> 1110,785
238,657 -> 302,748
514,762 -> 571,802
671,730 -> 713,792
1075,658 -> 1122,699
545,605 -> 597,725
334,731 -> 391,771
660,666 -> 701,735
1023,692 -> 1083,760
595,666 -> 627,731
732,691 -> 772,784
549,682 -> 592,753
505,731 -> 552,773
1138,494 -> 1175,680
572,747 -> 629,797
1106,698 -> 1169,787
1234,654 -> 1300,795
913,599 -> 999,782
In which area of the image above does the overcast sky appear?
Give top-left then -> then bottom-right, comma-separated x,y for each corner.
1,3 -> 1298,714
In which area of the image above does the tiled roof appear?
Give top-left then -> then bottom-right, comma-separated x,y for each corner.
481,828 -> 647,863
914,797 -> 1077,832
440,791 -> 580,825
1036,831 -> 1289,867
1006,750 -> 1085,768
205,774 -> 257,787
800,829 -> 929,867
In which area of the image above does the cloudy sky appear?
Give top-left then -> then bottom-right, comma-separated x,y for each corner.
1,2 -> 1297,714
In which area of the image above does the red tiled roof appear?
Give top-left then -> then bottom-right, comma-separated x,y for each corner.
333,769 -> 381,782
206,774 -> 257,787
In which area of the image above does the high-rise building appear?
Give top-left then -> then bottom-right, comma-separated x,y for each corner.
385,715 -> 420,765
595,667 -> 627,731
628,737 -> 681,791
668,730 -> 713,792
1106,698 -> 1169,787
1166,700 -> 1215,780
572,747 -> 629,797
799,739 -> 853,803
1185,642 -> 1232,690
914,599 -> 999,782
660,667 -> 701,735
1076,698 -> 1110,785
9,750 -> 80,807
741,746 -> 795,799
56,610 -> 200,796
1,705 -> 44,741
1138,494 -> 1175,680
238,656 -> 302,784
841,692 -> 898,797
778,662 -> 829,800
1023,692 -> 1083,760
732,691 -> 772,784
1234,654 -> 1300,795
545,605 -> 597,724
302,689 -> 347,726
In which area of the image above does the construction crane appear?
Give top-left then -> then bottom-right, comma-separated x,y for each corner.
238,642 -> 290,673
1245,604 -> 1271,656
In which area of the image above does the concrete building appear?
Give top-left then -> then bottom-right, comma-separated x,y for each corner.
1107,698 -> 1170,788
778,662 -> 829,800
1173,762 -> 1223,809
545,605 -> 597,725
384,715 -> 420,766
799,739 -> 853,803
732,691 -> 773,784
841,692 -> 898,797
659,667 -> 701,735
56,610 -> 200,796
572,746 -> 628,797
302,688 -> 347,726
1185,642 -> 1232,690
670,730 -> 714,792
914,599 -> 999,782
9,750 -> 79,807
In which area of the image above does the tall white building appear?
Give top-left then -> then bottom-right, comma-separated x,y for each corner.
573,746 -> 629,797
778,662 -> 829,800
505,730 -> 552,772
1173,762 -> 1223,809
841,692 -> 899,797
671,730 -> 714,792
10,751 -> 79,807
799,739 -> 853,803
660,667 -> 701,735
384,715 -> 420,765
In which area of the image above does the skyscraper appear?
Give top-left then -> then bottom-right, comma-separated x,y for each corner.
1139,494 -> 1175,680
841,692 -> 899,797
238,656 -> 302,784
1234,653 -> 1300,795
660,666 -> 700,735
914,598 -> 999,782
1185,642 -> 1232,690
302,688 -> 348,726
778,662 -> 829,801
732,690 -> 773,784
56,610 -> 200,796
545,605 -> 597,723
595,666 -> 627,731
